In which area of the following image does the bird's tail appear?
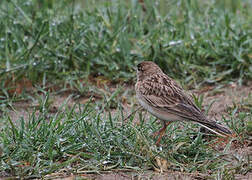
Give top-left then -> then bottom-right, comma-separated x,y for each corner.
197,121 -> 232,137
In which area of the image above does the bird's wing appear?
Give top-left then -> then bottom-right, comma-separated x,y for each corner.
138,74 -> 232,136
140,74 -> 206,122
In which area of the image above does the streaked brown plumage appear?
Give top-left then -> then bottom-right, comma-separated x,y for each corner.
135,61 -> 232,145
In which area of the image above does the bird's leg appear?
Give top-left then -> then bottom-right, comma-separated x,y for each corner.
153,121 -> 171,146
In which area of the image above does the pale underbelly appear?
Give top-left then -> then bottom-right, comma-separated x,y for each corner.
137,94 -> 180,122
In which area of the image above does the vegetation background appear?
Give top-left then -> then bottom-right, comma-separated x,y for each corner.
0,0 -> 251,179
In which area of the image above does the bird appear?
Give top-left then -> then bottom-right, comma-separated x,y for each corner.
135,61 -> 232,145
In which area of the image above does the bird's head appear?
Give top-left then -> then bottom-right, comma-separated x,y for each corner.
136,61 -> 163,81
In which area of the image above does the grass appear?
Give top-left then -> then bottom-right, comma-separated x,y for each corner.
0,0 -> 252,179
0,89 -> 251,179
0,0 -> 252,93
0,93 -> 246,177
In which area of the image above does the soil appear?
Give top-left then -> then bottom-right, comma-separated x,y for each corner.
42,170 -> 252,180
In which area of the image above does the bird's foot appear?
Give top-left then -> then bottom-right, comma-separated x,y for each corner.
152,122 -> 171,146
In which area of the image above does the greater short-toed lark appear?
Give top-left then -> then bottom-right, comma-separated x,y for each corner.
135,61 -> 232,145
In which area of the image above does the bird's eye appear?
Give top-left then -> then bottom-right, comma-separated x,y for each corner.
137,64 -> 142,71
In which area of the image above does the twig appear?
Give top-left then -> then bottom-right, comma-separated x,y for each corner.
123,106 -> 143,121
138,0 -> 147,12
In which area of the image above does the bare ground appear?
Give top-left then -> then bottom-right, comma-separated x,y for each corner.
43,170 -> 252,180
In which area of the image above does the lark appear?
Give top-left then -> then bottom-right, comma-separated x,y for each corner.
135,61 -> 232,145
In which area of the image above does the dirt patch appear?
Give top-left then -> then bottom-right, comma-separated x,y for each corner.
197,81 -> 252,121
7,81 -> 252,124
41,171 -> 252,180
